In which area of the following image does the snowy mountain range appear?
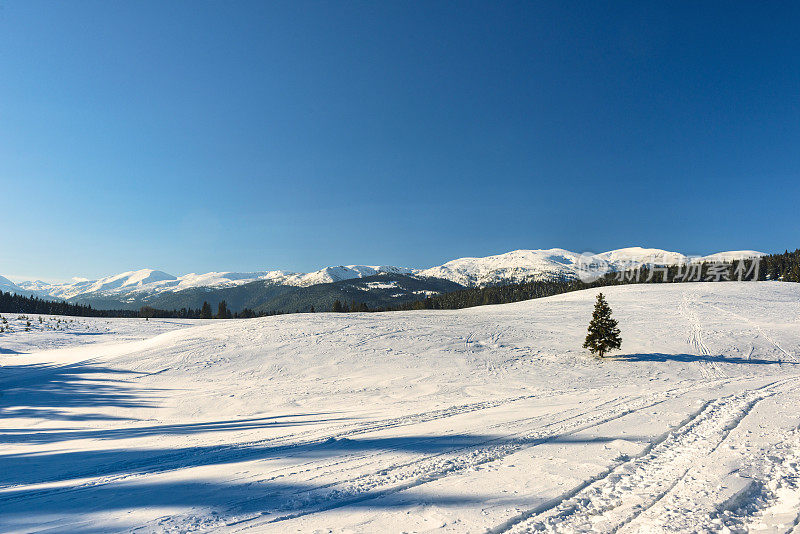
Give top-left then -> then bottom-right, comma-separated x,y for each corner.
1,247 -> 763,305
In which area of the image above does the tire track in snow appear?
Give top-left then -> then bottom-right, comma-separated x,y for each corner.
133,393 -> 654,532
0,393 -> 548,502
1,377 -> 741,531
248,395 -> 632,492
244,392 -> 661,501
227,396 -> 644,525
5,381 -> 647,505
623,427 -> 800,533
228,380 -> 735,529
494,377 -> 796,534
0,364 -> 740,529
262,388 -> 722,499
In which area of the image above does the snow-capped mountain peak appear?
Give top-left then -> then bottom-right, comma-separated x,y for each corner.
0,275 -> 25,294
1,248 -> 765,303
285,265 -> 413,286
698,250 -> 765,263
418,247 -> 766,287
416,248 -> 585,287
98,269 -> 177,290
591,247 -> 688,265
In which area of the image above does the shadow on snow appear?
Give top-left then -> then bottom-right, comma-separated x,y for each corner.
1,432 -> 649,487
0,352 -> 792,527
614,352 -> 796,365
0,362 -> 160,421
0,413 -> 349,445
0,432 -> 634,525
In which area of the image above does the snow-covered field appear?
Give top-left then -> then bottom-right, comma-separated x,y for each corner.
1,282 -> 799,533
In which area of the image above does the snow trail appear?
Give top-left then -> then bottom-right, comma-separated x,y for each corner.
498,378 -> 797,533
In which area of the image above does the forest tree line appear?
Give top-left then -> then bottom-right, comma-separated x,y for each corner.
381,252 -> 796,312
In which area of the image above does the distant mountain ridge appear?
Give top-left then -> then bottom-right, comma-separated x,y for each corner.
11,265 -> 413,300
417,247 -> 763,287
2,247 -> 764,311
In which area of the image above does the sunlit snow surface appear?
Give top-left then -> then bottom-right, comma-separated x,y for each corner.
1,282 -> 799,533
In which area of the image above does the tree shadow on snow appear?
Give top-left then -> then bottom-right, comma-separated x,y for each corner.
0,413 -> 351,445
0,477 -> 518,532
613,353 -> 796,365
0,361 -> 670,528
0,431 -> 589,529
0,432 -> 649,487
0,362 -> 160,422
0,362 -> 347,440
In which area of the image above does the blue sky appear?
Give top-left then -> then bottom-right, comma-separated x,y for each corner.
1,1 -> 798,282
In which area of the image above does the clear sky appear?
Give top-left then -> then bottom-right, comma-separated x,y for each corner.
1,1 -> 798,282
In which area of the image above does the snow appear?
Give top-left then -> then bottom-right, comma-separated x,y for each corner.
592,246 -> 689,266
14,279 -> 60,292
359,281 -> 401,290
17,269 -> 179,300
281,265 -> 413,287
4,248 -> 764,301
0,275 -> 24,294
417,248 -> 765,287
700,250 -> 766,263
11,265 -> 414,300
2,282 -> 799,532
417,248 -> 586,286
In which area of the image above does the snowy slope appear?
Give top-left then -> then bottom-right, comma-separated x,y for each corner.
417,248 -> 585,286
701,249 -> 765,262
13,265 -> 413,300
280,264 -> 413,286
0,274 -> 25,294
5,248 -> 764,301
591,246 -> 689,266
418,247 -> 765,287
1,282 -> 799,532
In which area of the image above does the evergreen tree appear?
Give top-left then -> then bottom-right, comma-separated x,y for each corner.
201,301 -> 213,319
216,300 -> 228,319
583,293 -> 622,358
331,300 -> 343,312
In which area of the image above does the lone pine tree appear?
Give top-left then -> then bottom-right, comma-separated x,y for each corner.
583,293 -> 622,358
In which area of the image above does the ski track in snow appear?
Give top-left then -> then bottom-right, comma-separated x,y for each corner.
0,394 -> 540,500
235,380 -> 732,529
699,300 -> 799,364
679,291 -> 726,380
498,378 -> 797,533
